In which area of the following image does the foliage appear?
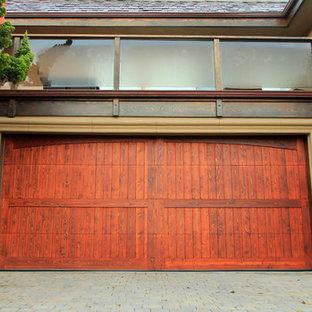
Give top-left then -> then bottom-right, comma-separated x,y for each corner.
0,0 -> 6,18
0,0 -> 34,86
0,21 -> 14,49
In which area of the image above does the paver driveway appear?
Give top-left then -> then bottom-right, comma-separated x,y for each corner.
0,271 -> 311,312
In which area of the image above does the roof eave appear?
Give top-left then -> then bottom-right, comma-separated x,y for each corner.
5,0 -> 312,37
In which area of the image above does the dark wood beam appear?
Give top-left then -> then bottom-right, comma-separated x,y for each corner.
1,90 -> 312,100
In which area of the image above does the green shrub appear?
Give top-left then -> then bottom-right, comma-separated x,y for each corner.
0,0 -> 34,86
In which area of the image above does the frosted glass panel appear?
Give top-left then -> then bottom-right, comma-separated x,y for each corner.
120,40 -> 215,90
220,41 -> 312,89
22,39 -> 114,89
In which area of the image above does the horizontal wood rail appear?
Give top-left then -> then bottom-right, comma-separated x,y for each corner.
1,258 -> 309,270
8,199 -> 302,209
1,90 -> 312,99
164,199 -> 302,208
1,97 -> 311,118
8,199 -> 149,208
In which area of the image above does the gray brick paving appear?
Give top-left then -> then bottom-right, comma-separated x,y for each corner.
0,271 -> 311,311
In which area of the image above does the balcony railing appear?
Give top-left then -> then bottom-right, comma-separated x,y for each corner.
3,36 -> 312,92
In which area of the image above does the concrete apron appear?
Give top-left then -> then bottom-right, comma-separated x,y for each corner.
0,271 -> 311,312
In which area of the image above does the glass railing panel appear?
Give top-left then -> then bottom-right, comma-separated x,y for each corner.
120,40 -> 215,90
220,41 -> 312,90
21,39 -> 114,89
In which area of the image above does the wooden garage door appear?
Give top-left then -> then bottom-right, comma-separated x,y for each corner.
0,135 -> 311,270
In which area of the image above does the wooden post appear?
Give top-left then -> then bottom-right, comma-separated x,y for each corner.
114,37 -> 120,90
213,38 -> 222,91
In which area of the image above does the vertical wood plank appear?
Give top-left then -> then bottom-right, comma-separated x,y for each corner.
266,207 -> 275,258
118,208 -> 128,259
112,142 -> 121,200
102,208 -> 111,259
176,208 -> 185,260
209,208 -> 218,258
193,207 -> 202,259
289,207 -> 304,258
207,144 -> 216,199
257,208 -> 268,259
136,142 -> 146,200
176,142 -> 184,200
184,207 -> 193,259
262,147 -> 273,200
231,145 -> 240,201
111,207 -> 119,259
201,208 -> 210,258
191,143 -> 200,199
128,142 -> 136,200
167,142 -> 176,200
136,207 -> 145,259
249,208 -> 259,259
223,144 -> 232,199
281,208 -> 292,258
215,144 -> 225,200
168,207 -> 176,260
217,208 -> 226,258
199,143 -> 209,199
183,143 -> 192,200
241,208 -> 251,259
225,208 -> 235,258
238,145 -> 248,199
126,207 -> 134,259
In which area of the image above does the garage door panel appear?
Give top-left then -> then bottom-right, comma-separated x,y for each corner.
164,204 -> 307,263
2,205 -> 148,264
1,135 -> 312,270
163,146 -> 302,201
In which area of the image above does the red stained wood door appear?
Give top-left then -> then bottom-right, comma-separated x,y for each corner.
0,135 -> 311,270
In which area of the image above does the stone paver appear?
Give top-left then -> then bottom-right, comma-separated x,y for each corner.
0,271 -> 311,311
